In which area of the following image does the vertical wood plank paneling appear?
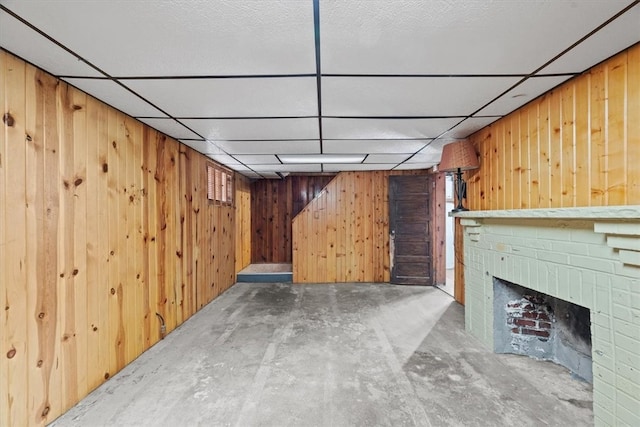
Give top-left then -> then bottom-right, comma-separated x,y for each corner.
468,43 -> 640,210
0,50 -> 240,426
607,52 -> 627,205
629,45 -> 640,203
3,52 -> 29,427
292,170 -> 428,283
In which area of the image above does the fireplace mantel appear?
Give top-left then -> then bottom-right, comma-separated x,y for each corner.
454,205 -> 640,425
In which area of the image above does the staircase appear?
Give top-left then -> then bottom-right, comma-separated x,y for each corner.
236,263 -> 293,283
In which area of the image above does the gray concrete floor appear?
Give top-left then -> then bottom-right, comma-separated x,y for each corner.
51,283 -> 593,427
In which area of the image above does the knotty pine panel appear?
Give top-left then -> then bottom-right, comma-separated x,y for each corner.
466,43 -> 640,210
251,175 -> 333,263
292,170 -> 429,283
0,50 -> 238,427
235,174 -> 252,272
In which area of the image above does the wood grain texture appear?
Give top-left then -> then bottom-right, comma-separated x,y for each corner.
251,175 -> 333,263
235,174 -> 251,272
460,43 -> 640,305
0,50 -> 238,427
467,43 -> 640,210
292,170 -> 429,283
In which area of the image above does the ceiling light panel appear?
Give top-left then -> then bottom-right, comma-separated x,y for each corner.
475,76 -> 574,117
125,78 -> 317,117
364,154 -> 411,164
280,154 -> 366,164
63,78 -> 165,117
323,139 -> 430,154
181,118 -> 319,141
250,164 -> 323,173
323,76 -> 520,116
0,0 -> 315,76
0,10 -> 102,77
233,155 -> 281,165
323,164 -> 393,172
137,118 -> 201,140
539,5 -> 640,74
215,140 -> 321,155
323,118 -> 462,140
320,0 -> 632,74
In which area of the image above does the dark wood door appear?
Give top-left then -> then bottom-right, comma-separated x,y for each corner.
389,175 -> 432,285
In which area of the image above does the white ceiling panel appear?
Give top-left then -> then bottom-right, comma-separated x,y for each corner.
126,77 -> 318,117
443,117 -> 502,139
137,118 -> 201,140
233,155 -> 281,165
0,10 -> 101,77
178,140 -> 222,155
320,0 -> 633,74
323,139 -> 429,154
323,163 -> 393,172
63,78 -> 165,117
181,118 -> 319,141
403,151 -> 444,165
0,0 -> 315,76
364,154 -> 411,164
208,154 -> 241,166
474,76 -> 574,117
540,6 -> 640,74
393,163 -> 432,171
323,118 -> 461,140
215,140 -> 321,155
249,164 -> 323,173
323,77 -> 520,116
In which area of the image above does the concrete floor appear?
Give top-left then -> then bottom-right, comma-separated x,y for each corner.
51,283 -> 593,427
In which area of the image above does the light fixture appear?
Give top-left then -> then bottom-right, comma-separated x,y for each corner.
279,154 -> 366,164
438,140 -> 479,212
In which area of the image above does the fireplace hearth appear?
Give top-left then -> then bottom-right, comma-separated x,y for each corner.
455,206 -> 640,426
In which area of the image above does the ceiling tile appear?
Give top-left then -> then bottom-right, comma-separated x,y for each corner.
443,117 -> 501,139
320,0 -> 633,74
364,154 -> 411,164
323,139 -> 430,154
323,76 -> 520,116
249,164 -> 322,173
540,5 -> 640,74
393,163 -> 432,171
233,155 -> 281,165
404,151 -> 443,165
137,118 -> 201,140
208,154 -> 241,166
63,78 -> 165,117
1,0 -> 315,76
215,140 -> 321,155
323,118 -> 462,139
474,76 -> 573,117
0,10 -> 102,77
181,118 -> 319,140
323,163 -> 394,172
125,77 -> 317,117
178,140 -> 223,155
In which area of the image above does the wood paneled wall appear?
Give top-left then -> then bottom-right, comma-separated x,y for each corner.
454,43 -> 640,305
292,170 -> 429,283
0,50 -> 237,426
466,43 -> 640,209
251,175 -> 333,263
235,174 -> 251,272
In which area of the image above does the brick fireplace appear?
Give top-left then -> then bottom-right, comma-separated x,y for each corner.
456,206 -> 640,426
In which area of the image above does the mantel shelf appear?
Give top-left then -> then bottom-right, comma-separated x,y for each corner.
451,205 -> 640,220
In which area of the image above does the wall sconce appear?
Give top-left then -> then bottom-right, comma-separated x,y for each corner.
438,140 -> 479,212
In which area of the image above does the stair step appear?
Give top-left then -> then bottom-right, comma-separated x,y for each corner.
236,272 -> 293,283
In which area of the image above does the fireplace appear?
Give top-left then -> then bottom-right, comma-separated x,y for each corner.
493,277 -> 592,382
456,206 -> 640,426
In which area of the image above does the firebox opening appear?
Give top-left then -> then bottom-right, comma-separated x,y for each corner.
493,277 -> 593,383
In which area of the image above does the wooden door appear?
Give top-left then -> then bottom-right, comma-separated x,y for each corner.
389,175 -> 432,285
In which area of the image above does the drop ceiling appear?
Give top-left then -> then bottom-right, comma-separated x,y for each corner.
1,0 -> 638,179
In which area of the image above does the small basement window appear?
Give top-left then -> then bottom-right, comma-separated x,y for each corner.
207,163 -> 233,205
